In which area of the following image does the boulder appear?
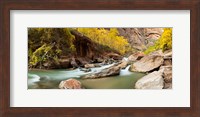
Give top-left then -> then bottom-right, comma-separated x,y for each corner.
160,66 -> 172,83
129,55 -> 164,72
163,59 -> 172,66
135,71 -> 164,89
118,60 -> 128,69
96,58 -> 104,63
163,49 -> 172,59
106,53 -> 122,60
81,63 -> 121,79
59,79 -> 82,89
84,63 -> 101,68
94,64 -> 101,67
84,64 -> 95,68
128,52 -> 145,62
164,83 -> 172,89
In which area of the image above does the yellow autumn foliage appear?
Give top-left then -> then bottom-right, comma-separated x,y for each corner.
144,28 -> 172,54
77,28 -> 131,54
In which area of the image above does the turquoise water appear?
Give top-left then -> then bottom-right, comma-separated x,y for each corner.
28,65 -> 145,89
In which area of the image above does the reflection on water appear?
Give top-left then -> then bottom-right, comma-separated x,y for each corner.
28,64 -> 145,89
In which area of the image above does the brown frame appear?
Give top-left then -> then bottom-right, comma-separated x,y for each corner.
0,0 -> 200,117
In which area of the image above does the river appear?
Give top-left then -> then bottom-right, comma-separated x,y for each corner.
28,64 -> 145,89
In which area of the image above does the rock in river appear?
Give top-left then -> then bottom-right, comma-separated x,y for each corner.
118,60 -> 128,69
81,63 -> 121,79
135,71 -> 164,89
59,79 -> 82,89
79,68 -> 91,72
129,54 -> 164,72
84,64 -> 95,68
84,63 -> 101,68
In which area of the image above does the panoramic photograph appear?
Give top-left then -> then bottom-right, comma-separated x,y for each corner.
28,28 -> 172,89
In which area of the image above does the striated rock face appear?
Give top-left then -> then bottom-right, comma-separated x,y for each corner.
59,79 -> 82,89
129,55 -> 164,72
144,28 -> 163,46
118,28 -> 163,51
135,71 -> 164,89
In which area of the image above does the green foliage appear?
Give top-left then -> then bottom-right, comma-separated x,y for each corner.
77,28 -> 131,55
29,44 -> 53,66
144,46 -> 157,55
144,28 -> 172,54
28,28 -> 75,68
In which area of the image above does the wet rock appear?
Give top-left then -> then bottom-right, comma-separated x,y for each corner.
118,60 -> 128,69
84,63 -> 101,68
84,64 -> 95,68
94,64 -> 101,67
129,54 -> 164,72
80,68 -> 91,72
81,63 -> 121,79
59,79 -> 82,89
135,71 -> 164,89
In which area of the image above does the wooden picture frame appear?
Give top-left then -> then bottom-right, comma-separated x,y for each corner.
0,0 -> 199,117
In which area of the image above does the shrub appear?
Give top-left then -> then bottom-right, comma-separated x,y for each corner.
144,28 -> 172,54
